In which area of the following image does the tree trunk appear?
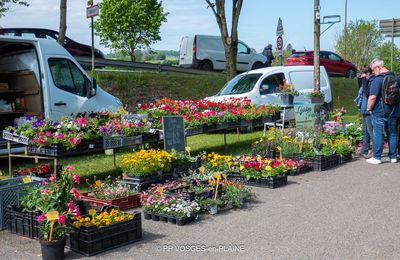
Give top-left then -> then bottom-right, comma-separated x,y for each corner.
58,0 -> 67,46
129,49 -> 136,62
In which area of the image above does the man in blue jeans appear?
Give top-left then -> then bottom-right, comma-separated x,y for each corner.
366,58 -> 400,164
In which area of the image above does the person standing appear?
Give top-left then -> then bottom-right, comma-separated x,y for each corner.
355,65 -> 373,158
262,44 -> 274,67
366,58 -> 400,164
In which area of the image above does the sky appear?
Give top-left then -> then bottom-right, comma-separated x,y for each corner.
1,0 -> 400,54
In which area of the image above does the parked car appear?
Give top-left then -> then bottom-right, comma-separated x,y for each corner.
285,51 -> 357,78
0,28 -> 104,59
206,65 -> 332,121
0,36 -> 122,154
179,35 -> 266,72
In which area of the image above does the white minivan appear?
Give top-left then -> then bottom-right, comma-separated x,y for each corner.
179,35 -> 267,72
206,66 -> 333,120
0,36 -> 122,153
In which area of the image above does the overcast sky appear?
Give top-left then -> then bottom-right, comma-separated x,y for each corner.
1,0 -> 399,54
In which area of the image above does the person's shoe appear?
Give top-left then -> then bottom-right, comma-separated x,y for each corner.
361,153 -> 371,159
366,157 -> 382,164
390,158 -> 398,163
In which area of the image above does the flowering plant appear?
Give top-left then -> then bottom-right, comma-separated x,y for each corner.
121,149 -> 173,176
162,199 -> 200,219
330,107 -> 347,122
307,90 -> 325,98
239,156 -> 295,179
14,164 -> 53,177
276,82 -> 300,96
72,208 -> 134,228
86,176 -> 138,200
21,165 -> 81,241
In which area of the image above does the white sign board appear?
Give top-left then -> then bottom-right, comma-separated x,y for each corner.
87,4 -> 99,18
276,17 -> 284,36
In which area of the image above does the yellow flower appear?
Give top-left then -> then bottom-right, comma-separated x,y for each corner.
265,166 -> 272,171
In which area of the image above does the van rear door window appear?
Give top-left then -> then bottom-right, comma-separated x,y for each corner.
218,73 -> 262,96
288,70 -> 327,90
48,58 -> 88,97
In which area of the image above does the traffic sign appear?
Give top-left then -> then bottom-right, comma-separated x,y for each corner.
276,35 -> 284,51
276,17 -> 284,36
87,4 -> 99,18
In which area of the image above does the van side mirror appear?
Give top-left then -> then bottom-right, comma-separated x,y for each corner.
88,77 -> 97,98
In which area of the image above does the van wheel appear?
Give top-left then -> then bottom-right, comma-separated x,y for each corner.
251,62 -> 264,70
346,69 -> 356,78
199,60 -> 213,71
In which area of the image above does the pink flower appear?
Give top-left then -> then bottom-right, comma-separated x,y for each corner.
41,188 -> 49,194
41,180 -> 46,186
58,215 -> 66,224
74,191 -> 80,199
71,187 -> 77,194
66,165 -> 73,171
75,210 -> 81,218
68,201 -> 74,211
72,174 -> 80,184
37,214 -> 45,223
49,176 -> 55,182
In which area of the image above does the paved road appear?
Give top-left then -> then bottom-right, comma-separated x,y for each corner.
1,156 -> 400,260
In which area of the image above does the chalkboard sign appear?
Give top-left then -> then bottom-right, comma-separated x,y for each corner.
294,104 -> 321,129
162,116 -> 185,153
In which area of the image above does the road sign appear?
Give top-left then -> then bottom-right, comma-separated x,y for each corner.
276,18 -> 284,36
276,35 -> 283,51
87,4 -> 99,18
379,18 -> 400,36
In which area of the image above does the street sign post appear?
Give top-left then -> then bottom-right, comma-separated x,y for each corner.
87,3 -> 99,72
276,18 -> 284,65
276,17 -> 284,36
379,18 -> 400,70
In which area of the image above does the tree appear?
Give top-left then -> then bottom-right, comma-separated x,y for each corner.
376,41 -> 400,75
205,0 -> 243,81
0,0 -> 28,18
94,0 -> 168,62
335,19 -> 383,69
58,0 -> 67,46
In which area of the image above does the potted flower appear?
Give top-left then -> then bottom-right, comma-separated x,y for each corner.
307,91 -> 325,104
22,165 -> 80,260
276,82 -> 299,105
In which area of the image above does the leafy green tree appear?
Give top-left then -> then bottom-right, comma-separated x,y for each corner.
335,19 -> 383,69
0,0 -> 28,18
376,41 -> 400,75
94,0 -> 168,62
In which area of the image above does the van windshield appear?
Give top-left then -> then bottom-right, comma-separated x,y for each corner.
217,73 -> 262,96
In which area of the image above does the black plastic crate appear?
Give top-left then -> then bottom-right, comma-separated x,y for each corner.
7,205 -> 40,239
185,128 -> 203,136
68,212 -> 142,257
312,154 -> 339,171
226,171 -> 247,182
28,138 -> 103,157
142,132 -> 160,143
246,175 -> 288,189
338,153 -> 352,164
282,154 -> 304,161
122,171 -> 174,191
143,211 -> 197,226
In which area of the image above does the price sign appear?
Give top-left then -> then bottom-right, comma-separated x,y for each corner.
46,211 -> 59,221
89,209 -> 96,217
95,180 -> 102,187
157,187 -> 164,195
22,177 -> 32,183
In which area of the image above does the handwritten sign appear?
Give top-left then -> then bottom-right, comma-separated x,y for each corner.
22,177 -> 32,183
294,104 -> 321,129
46,211 -> 59,221
163,116 -> 185,153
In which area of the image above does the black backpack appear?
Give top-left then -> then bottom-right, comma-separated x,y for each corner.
381,73 -> 400,105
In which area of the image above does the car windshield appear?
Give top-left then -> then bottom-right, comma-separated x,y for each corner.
217,73 -> 262,96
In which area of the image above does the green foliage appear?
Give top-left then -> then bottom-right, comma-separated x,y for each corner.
335,19 -> 383,68
0,0 -> 28,18
376,41 -> 400,75
94,0 -> 168,62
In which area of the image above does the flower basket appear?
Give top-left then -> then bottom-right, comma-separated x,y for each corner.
79,193 -> 140,210
67,212 -> 142,257
7,205 -> 41,239
280,94 -> 294,106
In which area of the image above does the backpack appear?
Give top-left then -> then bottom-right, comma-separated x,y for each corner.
381,73 -> 400,105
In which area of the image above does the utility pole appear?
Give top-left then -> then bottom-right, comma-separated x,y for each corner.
314,0 -> 320,93
344,0 -> 347,57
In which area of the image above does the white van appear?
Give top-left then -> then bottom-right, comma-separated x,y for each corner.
206,66 -> 333,120
0,36 -> 122,152
179,35 -> 267,72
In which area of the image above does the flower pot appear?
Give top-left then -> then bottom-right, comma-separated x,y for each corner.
176,218 -> 186,226
151,214 -> 160,221
160,215 -> 168,222
280,94 -> 294,105
168,217 -> 176,224
308,97 -> 324,104
40,237 -> 66,260
208,206 -> 218,215
144,212 -> 152,220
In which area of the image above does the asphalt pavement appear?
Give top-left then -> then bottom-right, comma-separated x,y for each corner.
1,155 -> 400,260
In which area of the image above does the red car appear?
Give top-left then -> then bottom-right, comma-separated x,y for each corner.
285,51 -> 357,78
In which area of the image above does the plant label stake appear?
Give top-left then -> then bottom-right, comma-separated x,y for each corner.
222,173 -> 227,181
157,187 -> 164,195
95,180 -> 102,188
214,173 -> 221,200
22,176 -> 32,183
277,146 -> 283,161
185,146 -> 191,157
89,209 -> 96,218
46,211 -> 59,241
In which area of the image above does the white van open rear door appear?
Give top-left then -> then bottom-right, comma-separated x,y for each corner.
179,36 -> 194,68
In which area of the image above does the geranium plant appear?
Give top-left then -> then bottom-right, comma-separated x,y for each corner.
276,82 -> 300,96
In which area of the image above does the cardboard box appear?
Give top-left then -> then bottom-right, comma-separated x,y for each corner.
0,82 -> 9,90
